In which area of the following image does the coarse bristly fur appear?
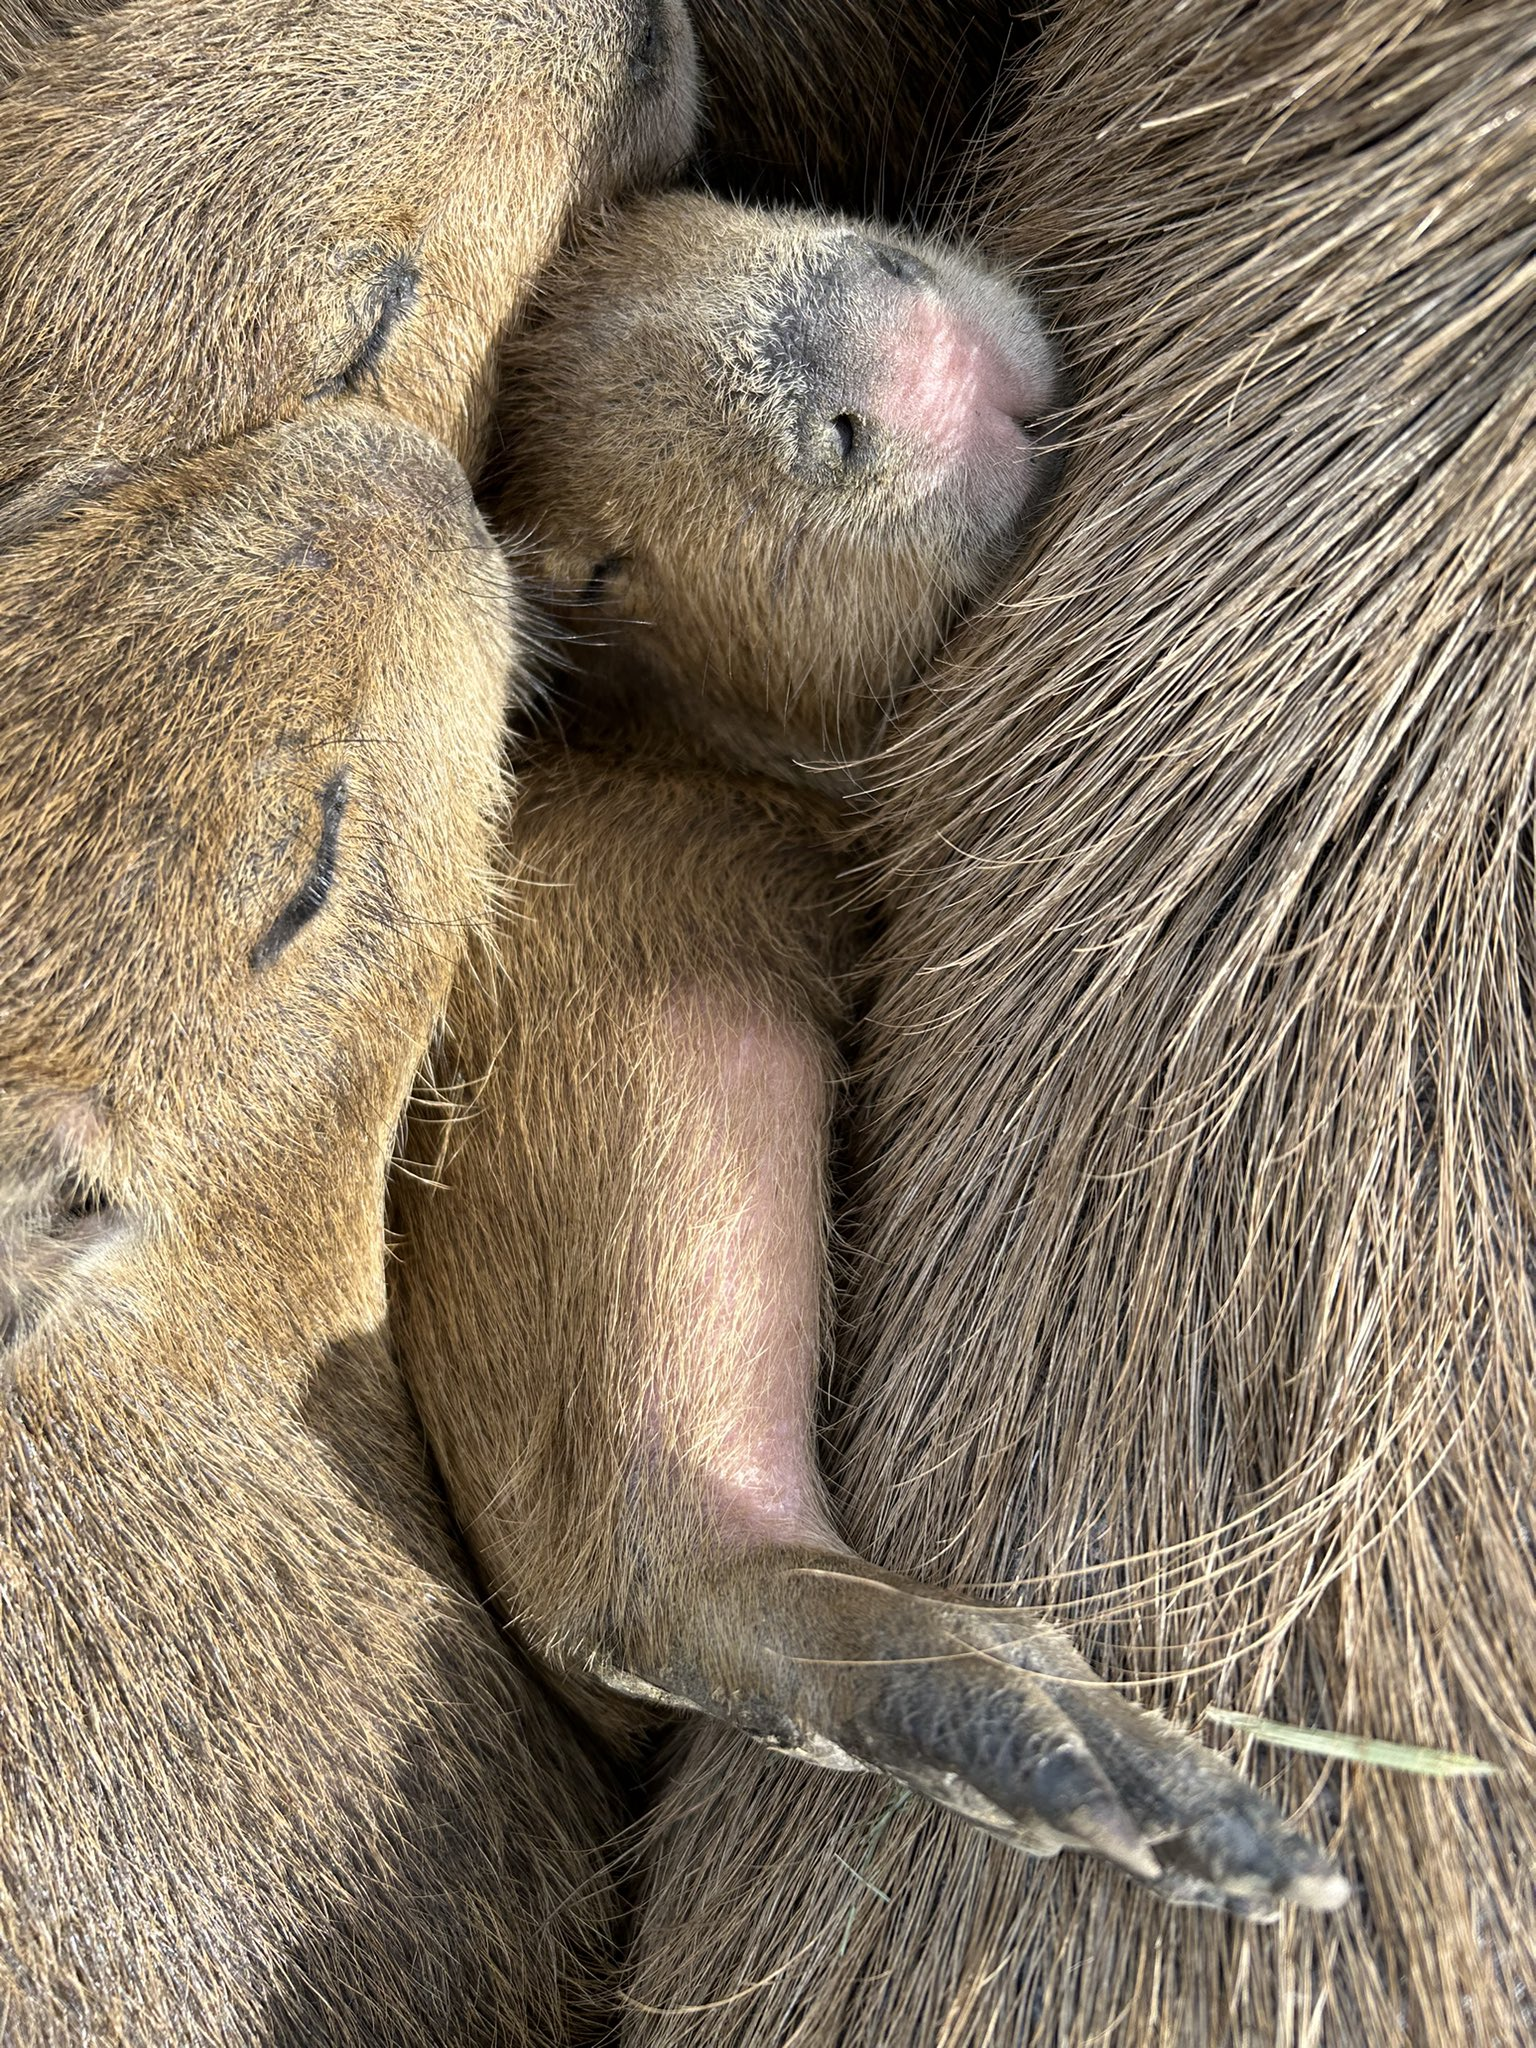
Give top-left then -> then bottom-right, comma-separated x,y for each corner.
0,0 -> 92,82
683,0 -> 1024,221
393,189 -> 1349,1929
615,3 -> 1536,2044
0,0 -> 698,481
0,411 -> 618,2045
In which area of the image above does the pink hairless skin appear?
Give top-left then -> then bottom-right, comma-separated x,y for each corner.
874,286 -> 1054,468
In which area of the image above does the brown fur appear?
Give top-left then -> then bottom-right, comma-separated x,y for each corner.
685,0 -> 1022,220
0,0 -> 696,480
493,193 -> 1060,767
0,410 -> 616,2044
0,0 -> 102,84
394,192 -> 1344,1922
614,4 -> 1536,2043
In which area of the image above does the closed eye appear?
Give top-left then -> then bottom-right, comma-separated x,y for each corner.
314,258 -> 420,398
581,553 -> 628,604
250,771 -> 348,971
630,8 -> 661,81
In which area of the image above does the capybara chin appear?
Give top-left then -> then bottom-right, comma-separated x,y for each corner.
0,0 -> 697,483
393,192 -> 1344,1918
0,408 -> 615,2045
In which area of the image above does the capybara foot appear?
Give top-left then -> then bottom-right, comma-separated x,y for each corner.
596,1551 -> 1348,1917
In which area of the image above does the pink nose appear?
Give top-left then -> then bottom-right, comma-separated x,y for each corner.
867,292 -> 1046,462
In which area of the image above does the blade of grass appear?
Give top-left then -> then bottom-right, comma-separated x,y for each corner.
1206,1708 -> 1502,1778
837,1787 -> 912,1957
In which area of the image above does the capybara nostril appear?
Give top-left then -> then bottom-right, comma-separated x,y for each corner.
826,412 -> 859,466
783,234 -> 1056,513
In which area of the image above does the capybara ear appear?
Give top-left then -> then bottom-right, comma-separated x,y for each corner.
0,1095 -> 124,1348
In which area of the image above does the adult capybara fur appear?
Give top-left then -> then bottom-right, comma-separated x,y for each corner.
392,191 -> 1344,1920
615,4 -> 1536,2045
684,0 -> 1020,218
0,0 -> 696,479
0,410 -> 616,2045
0,0 -> 99,83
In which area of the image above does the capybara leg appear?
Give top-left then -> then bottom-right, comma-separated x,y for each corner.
393,762 -> 1345,1916
607,1549 -> 1346,1916
595,992 -> 1341,1909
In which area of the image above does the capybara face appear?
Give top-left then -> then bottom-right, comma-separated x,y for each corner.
0,406 -> 517,1350
498,190 -> 1060,751
0,0 -> 698,481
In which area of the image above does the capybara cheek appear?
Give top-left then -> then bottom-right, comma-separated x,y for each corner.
389,2 -> 698,470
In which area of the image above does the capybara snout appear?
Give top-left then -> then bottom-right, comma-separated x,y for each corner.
0,0 -> 699,480
762,235 -> 1055,497
0,406 -> 517,1352
499,192 -> 1060,751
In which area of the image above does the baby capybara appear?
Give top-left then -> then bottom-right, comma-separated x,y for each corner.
0,0 -> 696,478
392,192 -> 1346,1919
612,4 -> 1536,2045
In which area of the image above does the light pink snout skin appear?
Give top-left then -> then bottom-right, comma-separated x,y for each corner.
861,273 -> 1061,528
873,292 -> 1050,455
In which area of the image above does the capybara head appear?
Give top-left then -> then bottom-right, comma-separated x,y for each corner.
0,0 -> 698,481
497,190 -> 1061,756
0,406 -> 518,1358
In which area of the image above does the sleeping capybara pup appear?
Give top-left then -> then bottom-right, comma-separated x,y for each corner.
0,408 -> 616,2046
611,5 -> 1536,2046
0,0 -> 696,480
391,192 -> 1346,1918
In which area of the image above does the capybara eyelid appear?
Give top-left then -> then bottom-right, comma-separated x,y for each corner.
581,554 -> 626,605
630,15 -> 661,82
339,258 -> 420,394
53,1176 -> 108,1227
249,770 -> 349,973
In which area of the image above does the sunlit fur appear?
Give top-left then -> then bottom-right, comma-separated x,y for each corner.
395,195 -> 1346,1923
0,413 -> 615,2045
612,7 -> 1536,2047
0,0 -> 90,80
0,0 -> 697,478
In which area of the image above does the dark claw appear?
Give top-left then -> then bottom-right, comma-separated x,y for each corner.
1151,1798 -> 1350,1914
1024,1743 -> 1161,1881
